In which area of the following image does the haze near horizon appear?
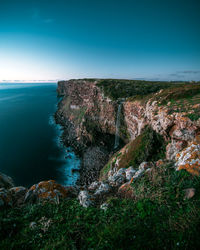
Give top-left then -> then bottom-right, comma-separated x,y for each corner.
0,0 -> 200,82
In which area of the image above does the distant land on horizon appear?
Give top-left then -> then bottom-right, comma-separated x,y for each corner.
0,77 -> 200,84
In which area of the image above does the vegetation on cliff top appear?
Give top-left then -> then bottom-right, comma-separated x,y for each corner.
1,163 -> 200,249
96,79 -> 190,100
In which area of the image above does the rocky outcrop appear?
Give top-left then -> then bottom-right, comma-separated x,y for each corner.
124,99 -> 200,161
175,134 -> 200,175
25,180 -> 78,204
0,173 -> 78,208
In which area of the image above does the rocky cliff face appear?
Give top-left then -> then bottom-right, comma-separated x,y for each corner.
124,94 -> 200,161
56,79 -> 127,184
1,79 -> 200,210
56,80 -> 200,184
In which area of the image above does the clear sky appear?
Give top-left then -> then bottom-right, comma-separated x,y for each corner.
0,0 -> 200,81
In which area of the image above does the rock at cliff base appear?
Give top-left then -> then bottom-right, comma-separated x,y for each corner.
0,172 -> 14,189
25,180 -> 74,204
94,182 -> 111,196
0,188 -> 13,208
9,186 -> 27,206
78,190 -> 94,208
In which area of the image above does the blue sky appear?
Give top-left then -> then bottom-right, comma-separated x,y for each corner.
0,0 -> 200,81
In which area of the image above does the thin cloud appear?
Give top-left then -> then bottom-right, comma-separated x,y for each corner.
167,70 -> 200,81
32,8 -> 54,24
177,70 -> 200,74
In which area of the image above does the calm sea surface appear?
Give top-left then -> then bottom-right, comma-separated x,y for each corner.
0,83 -> 80,187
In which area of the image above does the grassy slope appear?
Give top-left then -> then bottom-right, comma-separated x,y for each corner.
100,126 -> 166,180
1,164 -> 200,249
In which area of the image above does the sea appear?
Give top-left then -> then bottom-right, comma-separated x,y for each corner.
0,82 -> 80,187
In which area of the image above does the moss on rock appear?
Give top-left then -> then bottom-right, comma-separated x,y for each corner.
100,126 -> 166,180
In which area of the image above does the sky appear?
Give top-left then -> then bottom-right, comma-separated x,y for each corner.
0,0 -> 200,81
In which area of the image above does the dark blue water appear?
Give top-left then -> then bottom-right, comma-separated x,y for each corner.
0,83 -> 80,187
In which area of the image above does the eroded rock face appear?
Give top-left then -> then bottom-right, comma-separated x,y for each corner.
56,80 -> 117,146
56,80 -> 123,185
123,98 -> 200,161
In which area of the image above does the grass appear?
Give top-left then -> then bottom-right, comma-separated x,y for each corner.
96,79 -> 188,101
100,126 -> 166,180
1,164 -> 200,249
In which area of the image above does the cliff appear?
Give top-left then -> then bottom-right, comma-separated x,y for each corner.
56,79 -> 200,183
1,79 -> 200,249
56,79 -> 127,184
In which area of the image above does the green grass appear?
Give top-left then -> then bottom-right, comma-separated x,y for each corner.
96,79 -> 187,101
1,164 -> 200,249
100,126 -> 166,180
117,126 -> 166,169
186,113 -> 200,121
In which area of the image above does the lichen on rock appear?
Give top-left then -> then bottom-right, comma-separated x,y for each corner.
176,135 -> 200,176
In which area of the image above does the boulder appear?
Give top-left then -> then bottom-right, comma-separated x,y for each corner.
78,190 -> 93,208
100,202 -> 109,210
108,168 -> 126,187
25,180 -> 72,204
94,182 -> 111,196
125,167 -> 136,181
0,188 -> 13,208
108,174 -> 126,187
184,188 -> 195,200
0,172 -> 14,189
88,181 -> 100,191
9,186 -> 27,206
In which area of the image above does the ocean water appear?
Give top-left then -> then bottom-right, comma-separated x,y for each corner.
0,83 -> 80,187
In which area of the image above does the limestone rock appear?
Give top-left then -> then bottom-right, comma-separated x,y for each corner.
184,188 -> 195,200
175,135 -> 200,176
78,190 -> 93,208
94,182 -> 111,196
125,167 -> 136,181
166,140 -> 187,160
100,202 -> 109,210
88,181 -> 100,191
108,170 -> 126,187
